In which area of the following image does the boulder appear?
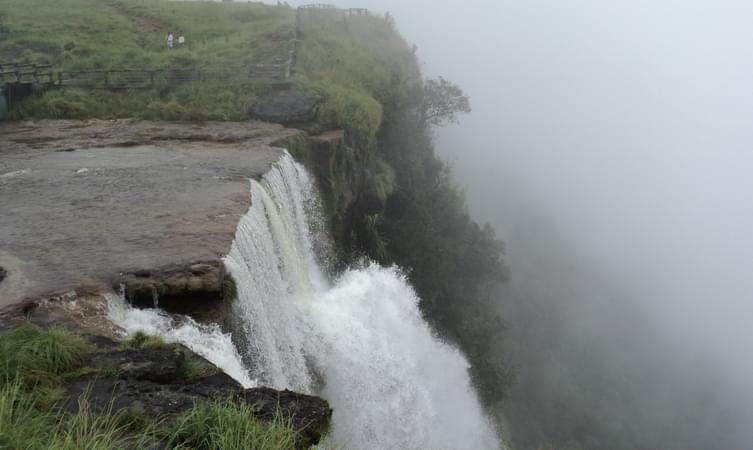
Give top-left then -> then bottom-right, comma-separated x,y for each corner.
249,89 -> 321,125
242,387 -> 334,449
118,261 -> 226,317
0,266 -> 6,284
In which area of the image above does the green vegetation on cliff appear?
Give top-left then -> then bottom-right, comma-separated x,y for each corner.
290,5 -> 518,408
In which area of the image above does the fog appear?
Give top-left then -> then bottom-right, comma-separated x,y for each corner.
288,0 -> 753,447
309,0 -> 753,447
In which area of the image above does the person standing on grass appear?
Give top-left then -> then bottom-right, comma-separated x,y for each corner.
167,32 -> 174,50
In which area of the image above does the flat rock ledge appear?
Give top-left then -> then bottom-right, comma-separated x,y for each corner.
249,89 -> 322,125
0,120 -> 303,307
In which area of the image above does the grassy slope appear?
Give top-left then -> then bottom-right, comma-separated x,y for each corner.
3,0 -> 295,120
2,0 -> 419,134
1,0 -> 293,70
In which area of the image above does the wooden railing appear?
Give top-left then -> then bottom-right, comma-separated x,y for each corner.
0,63 -> 54,86
1,4 -> 371,91
58,68 -> 289,89
0,65 -> 289,90
297,4 -> 369,16
298,4 -> 337,10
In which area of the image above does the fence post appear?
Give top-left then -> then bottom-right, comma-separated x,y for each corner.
150,71 -> 155,86
104,71 -> 109,87
58,72 -> 63,86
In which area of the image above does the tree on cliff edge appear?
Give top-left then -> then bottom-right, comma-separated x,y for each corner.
421,77 -> 472,127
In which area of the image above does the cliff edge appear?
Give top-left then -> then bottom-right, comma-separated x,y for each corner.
0,120 -> 302,306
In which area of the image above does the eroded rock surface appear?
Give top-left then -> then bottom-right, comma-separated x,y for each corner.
249,89 -> 321,125
68,335 -> 332,449
119,260 -> 224,307
0,120 -> 304,306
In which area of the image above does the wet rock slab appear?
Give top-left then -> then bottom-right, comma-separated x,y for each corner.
0,120 -> 303,306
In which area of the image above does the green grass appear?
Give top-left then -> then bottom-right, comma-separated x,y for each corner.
164,399 -> 298,450
0,0 -> 294,71
221,274 -> 238,302
123,330 -> 169,350
294,12 -> 421,144
177,354 -> 216,383
2,0 -> 294,120
0,322 -> 95,386
0,380 -> 159,449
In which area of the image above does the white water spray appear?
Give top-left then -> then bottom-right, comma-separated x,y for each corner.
110,153 -> 499,449
107,293 -> 253,388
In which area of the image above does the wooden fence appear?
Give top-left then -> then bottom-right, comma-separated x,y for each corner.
56,67 -> 286,89
297,4 -> 370,17
0,63 -> 53,86
0,65 -> 289,90
0,4 -> 371,91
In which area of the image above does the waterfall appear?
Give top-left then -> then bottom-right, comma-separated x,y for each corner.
111,153 -> 500,449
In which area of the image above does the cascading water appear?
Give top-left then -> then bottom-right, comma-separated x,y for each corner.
111,152 -> 500,449
107,294 -> 253,387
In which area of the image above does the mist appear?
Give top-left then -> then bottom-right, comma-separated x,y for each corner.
284,0 -> 753,448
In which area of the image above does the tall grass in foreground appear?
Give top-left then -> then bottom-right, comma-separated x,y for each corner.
0,322 -> 94,385
0,381 -> 154,450
164,400 -> 298,450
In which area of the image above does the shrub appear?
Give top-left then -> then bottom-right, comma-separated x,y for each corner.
177,354 -> 216,383
316,85 -> 383,147
123,331 -> 169,350
221,274 -> 238,301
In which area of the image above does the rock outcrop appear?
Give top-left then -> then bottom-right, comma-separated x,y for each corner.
249,89 -> 321,125
118,260 -> 228,317
0,293 -> 332,450
65,340 -> 332,449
